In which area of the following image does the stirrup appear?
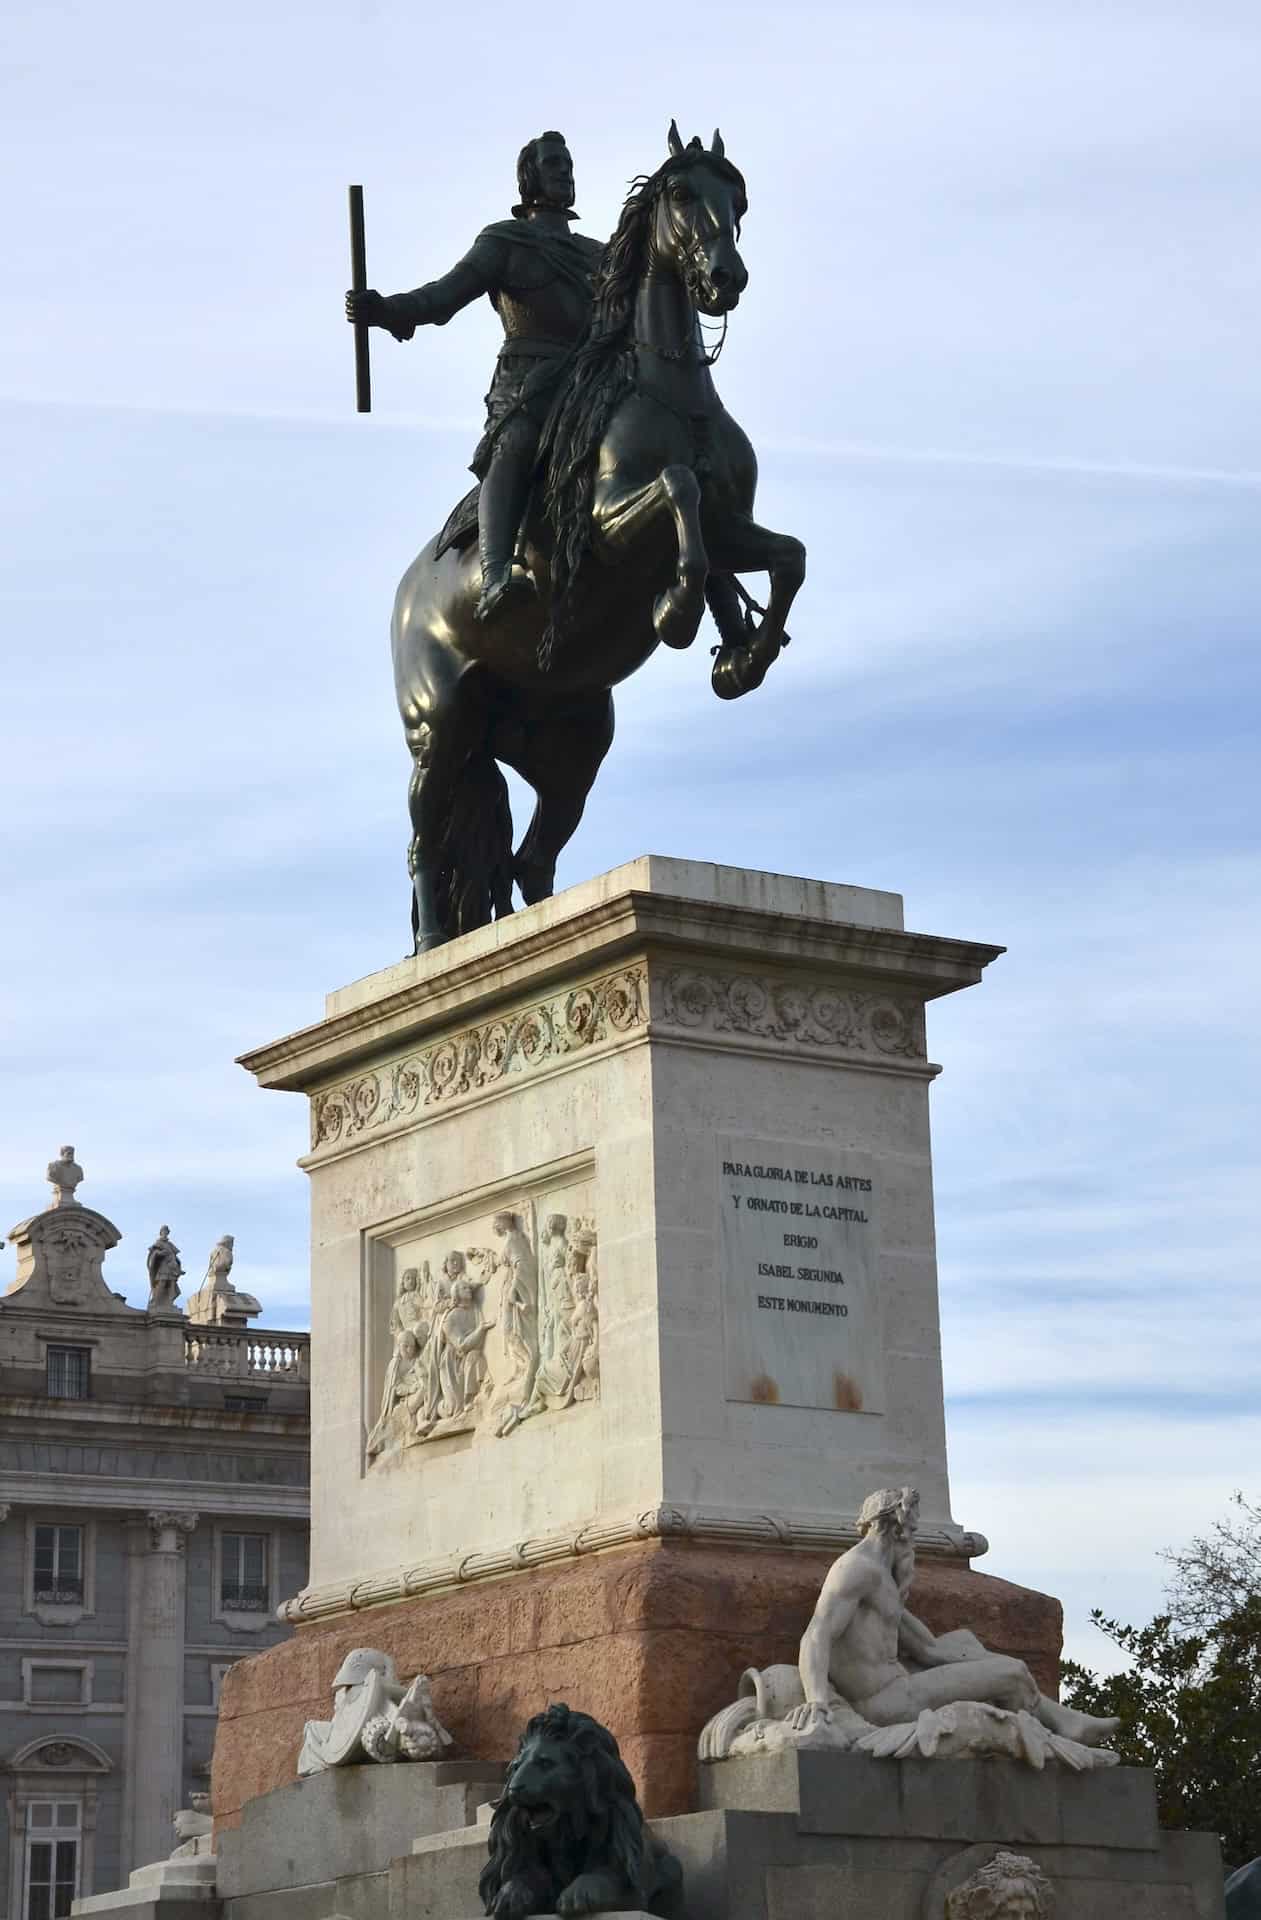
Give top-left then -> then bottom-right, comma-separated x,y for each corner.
476,564 -> 535,622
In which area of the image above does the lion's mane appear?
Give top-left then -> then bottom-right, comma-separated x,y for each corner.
479,1703 -> 678,1916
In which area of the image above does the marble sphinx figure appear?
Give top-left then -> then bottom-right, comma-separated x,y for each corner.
701,1487 -> 1121,1771
347,124 -> 805,953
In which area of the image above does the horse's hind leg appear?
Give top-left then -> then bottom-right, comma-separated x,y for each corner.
499,693 -> 615,904
400,649 -> 502,951
405,713 -> 462,952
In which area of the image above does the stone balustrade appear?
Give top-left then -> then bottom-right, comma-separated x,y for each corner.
183,1326 -> 310,1383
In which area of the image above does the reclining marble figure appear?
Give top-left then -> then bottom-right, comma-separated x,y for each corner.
700,1487 -> 1120,1770
298,1648 -> 453,1774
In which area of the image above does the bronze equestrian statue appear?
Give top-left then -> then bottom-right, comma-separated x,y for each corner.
348,124 -> 805,952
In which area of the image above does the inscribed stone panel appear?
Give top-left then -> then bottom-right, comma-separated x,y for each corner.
719,1136 -> 885,1413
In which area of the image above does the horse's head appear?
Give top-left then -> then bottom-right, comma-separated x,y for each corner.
649,122 -> 748,316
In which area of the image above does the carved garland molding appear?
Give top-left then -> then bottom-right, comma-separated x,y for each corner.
309,963 -> 928,1152
277,1507 -> 987,1623
655,969 -> 927,1061
311,966 -> 648,1151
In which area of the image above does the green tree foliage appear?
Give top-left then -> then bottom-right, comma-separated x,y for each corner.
1062,1594 -> 1261,1871
1161,1492 -> 1261,1632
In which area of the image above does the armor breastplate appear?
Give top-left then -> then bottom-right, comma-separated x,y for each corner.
494,259 -> 593,346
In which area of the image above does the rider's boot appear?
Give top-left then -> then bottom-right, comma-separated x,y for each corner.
476,443 -> 538,622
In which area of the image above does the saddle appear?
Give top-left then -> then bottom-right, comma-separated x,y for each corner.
434,484 -> 481,561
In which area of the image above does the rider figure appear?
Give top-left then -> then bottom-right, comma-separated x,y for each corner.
346,133 -> 604,622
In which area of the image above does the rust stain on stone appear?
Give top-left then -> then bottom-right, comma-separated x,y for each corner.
833,1372 -> 863,1412
749,1373 -> 780,1404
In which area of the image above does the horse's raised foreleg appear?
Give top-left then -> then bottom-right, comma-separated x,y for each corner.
593,464 -> 709,651
704,515 -> 806,699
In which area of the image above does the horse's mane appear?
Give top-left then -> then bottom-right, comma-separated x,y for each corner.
536,148 -> 745,669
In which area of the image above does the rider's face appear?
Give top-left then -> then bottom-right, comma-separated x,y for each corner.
535,141 -> 575,209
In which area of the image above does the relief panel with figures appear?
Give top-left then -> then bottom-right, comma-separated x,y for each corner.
366,1186 -> 599,1466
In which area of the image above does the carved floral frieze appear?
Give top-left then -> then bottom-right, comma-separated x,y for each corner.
656,969 -> 926,1060
312,967 -> 646,1151
311,960 -> 926,1156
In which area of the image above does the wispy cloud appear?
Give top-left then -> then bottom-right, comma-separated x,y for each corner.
764,437 -> 1261,491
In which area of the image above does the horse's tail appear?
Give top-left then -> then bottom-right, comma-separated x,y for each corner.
413,749 -> 514,951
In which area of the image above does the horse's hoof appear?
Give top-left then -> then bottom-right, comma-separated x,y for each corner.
653,583 -> 702,650
514,860 -> 555,906
711,639 -> 774,700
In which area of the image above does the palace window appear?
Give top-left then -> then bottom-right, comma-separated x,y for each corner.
219,1532 -> 269,1613
45,1348 -> 90,1400
32,1528 -> 83,1607
23,1801 -> 80,1920
24,1662 -> 91,1707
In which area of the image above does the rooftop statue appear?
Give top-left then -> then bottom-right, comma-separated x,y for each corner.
46,1145 -> 84,1208
186,1233 -> 262,1327
347,123 -> 805,953
146,1225 -> 184,1312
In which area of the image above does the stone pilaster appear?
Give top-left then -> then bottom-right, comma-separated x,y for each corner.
121,1511 -> 198,1875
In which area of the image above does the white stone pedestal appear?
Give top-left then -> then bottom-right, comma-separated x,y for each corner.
239,858 -> 1001,1619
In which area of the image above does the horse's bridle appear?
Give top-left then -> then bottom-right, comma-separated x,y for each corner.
636,181 -> 731,366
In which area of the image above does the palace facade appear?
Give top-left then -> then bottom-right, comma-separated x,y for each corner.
0,1155 -> 310,1919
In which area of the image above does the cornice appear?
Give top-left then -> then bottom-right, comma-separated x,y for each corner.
0,1397 -> 309,1439
279,1505 -> 988,1623
240,887 -> 1002,1095
0,1473 -> 309,1518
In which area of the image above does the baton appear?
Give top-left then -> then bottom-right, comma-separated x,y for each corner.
348,184 -> 371,414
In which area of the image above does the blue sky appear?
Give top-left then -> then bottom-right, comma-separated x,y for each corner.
3,0 -> 1258,1667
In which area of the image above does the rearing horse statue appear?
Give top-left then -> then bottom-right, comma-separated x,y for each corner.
392,124 -> 806,950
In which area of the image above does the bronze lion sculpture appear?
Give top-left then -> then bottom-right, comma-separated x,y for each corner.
479,1703 -> 682,1917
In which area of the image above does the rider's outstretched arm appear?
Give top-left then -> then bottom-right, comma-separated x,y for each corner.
391,232 -> 508,333
347,232 -> 509,342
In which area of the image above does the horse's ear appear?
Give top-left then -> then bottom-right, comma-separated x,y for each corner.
711,128 -> 725,158
667,119 -> 685,158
